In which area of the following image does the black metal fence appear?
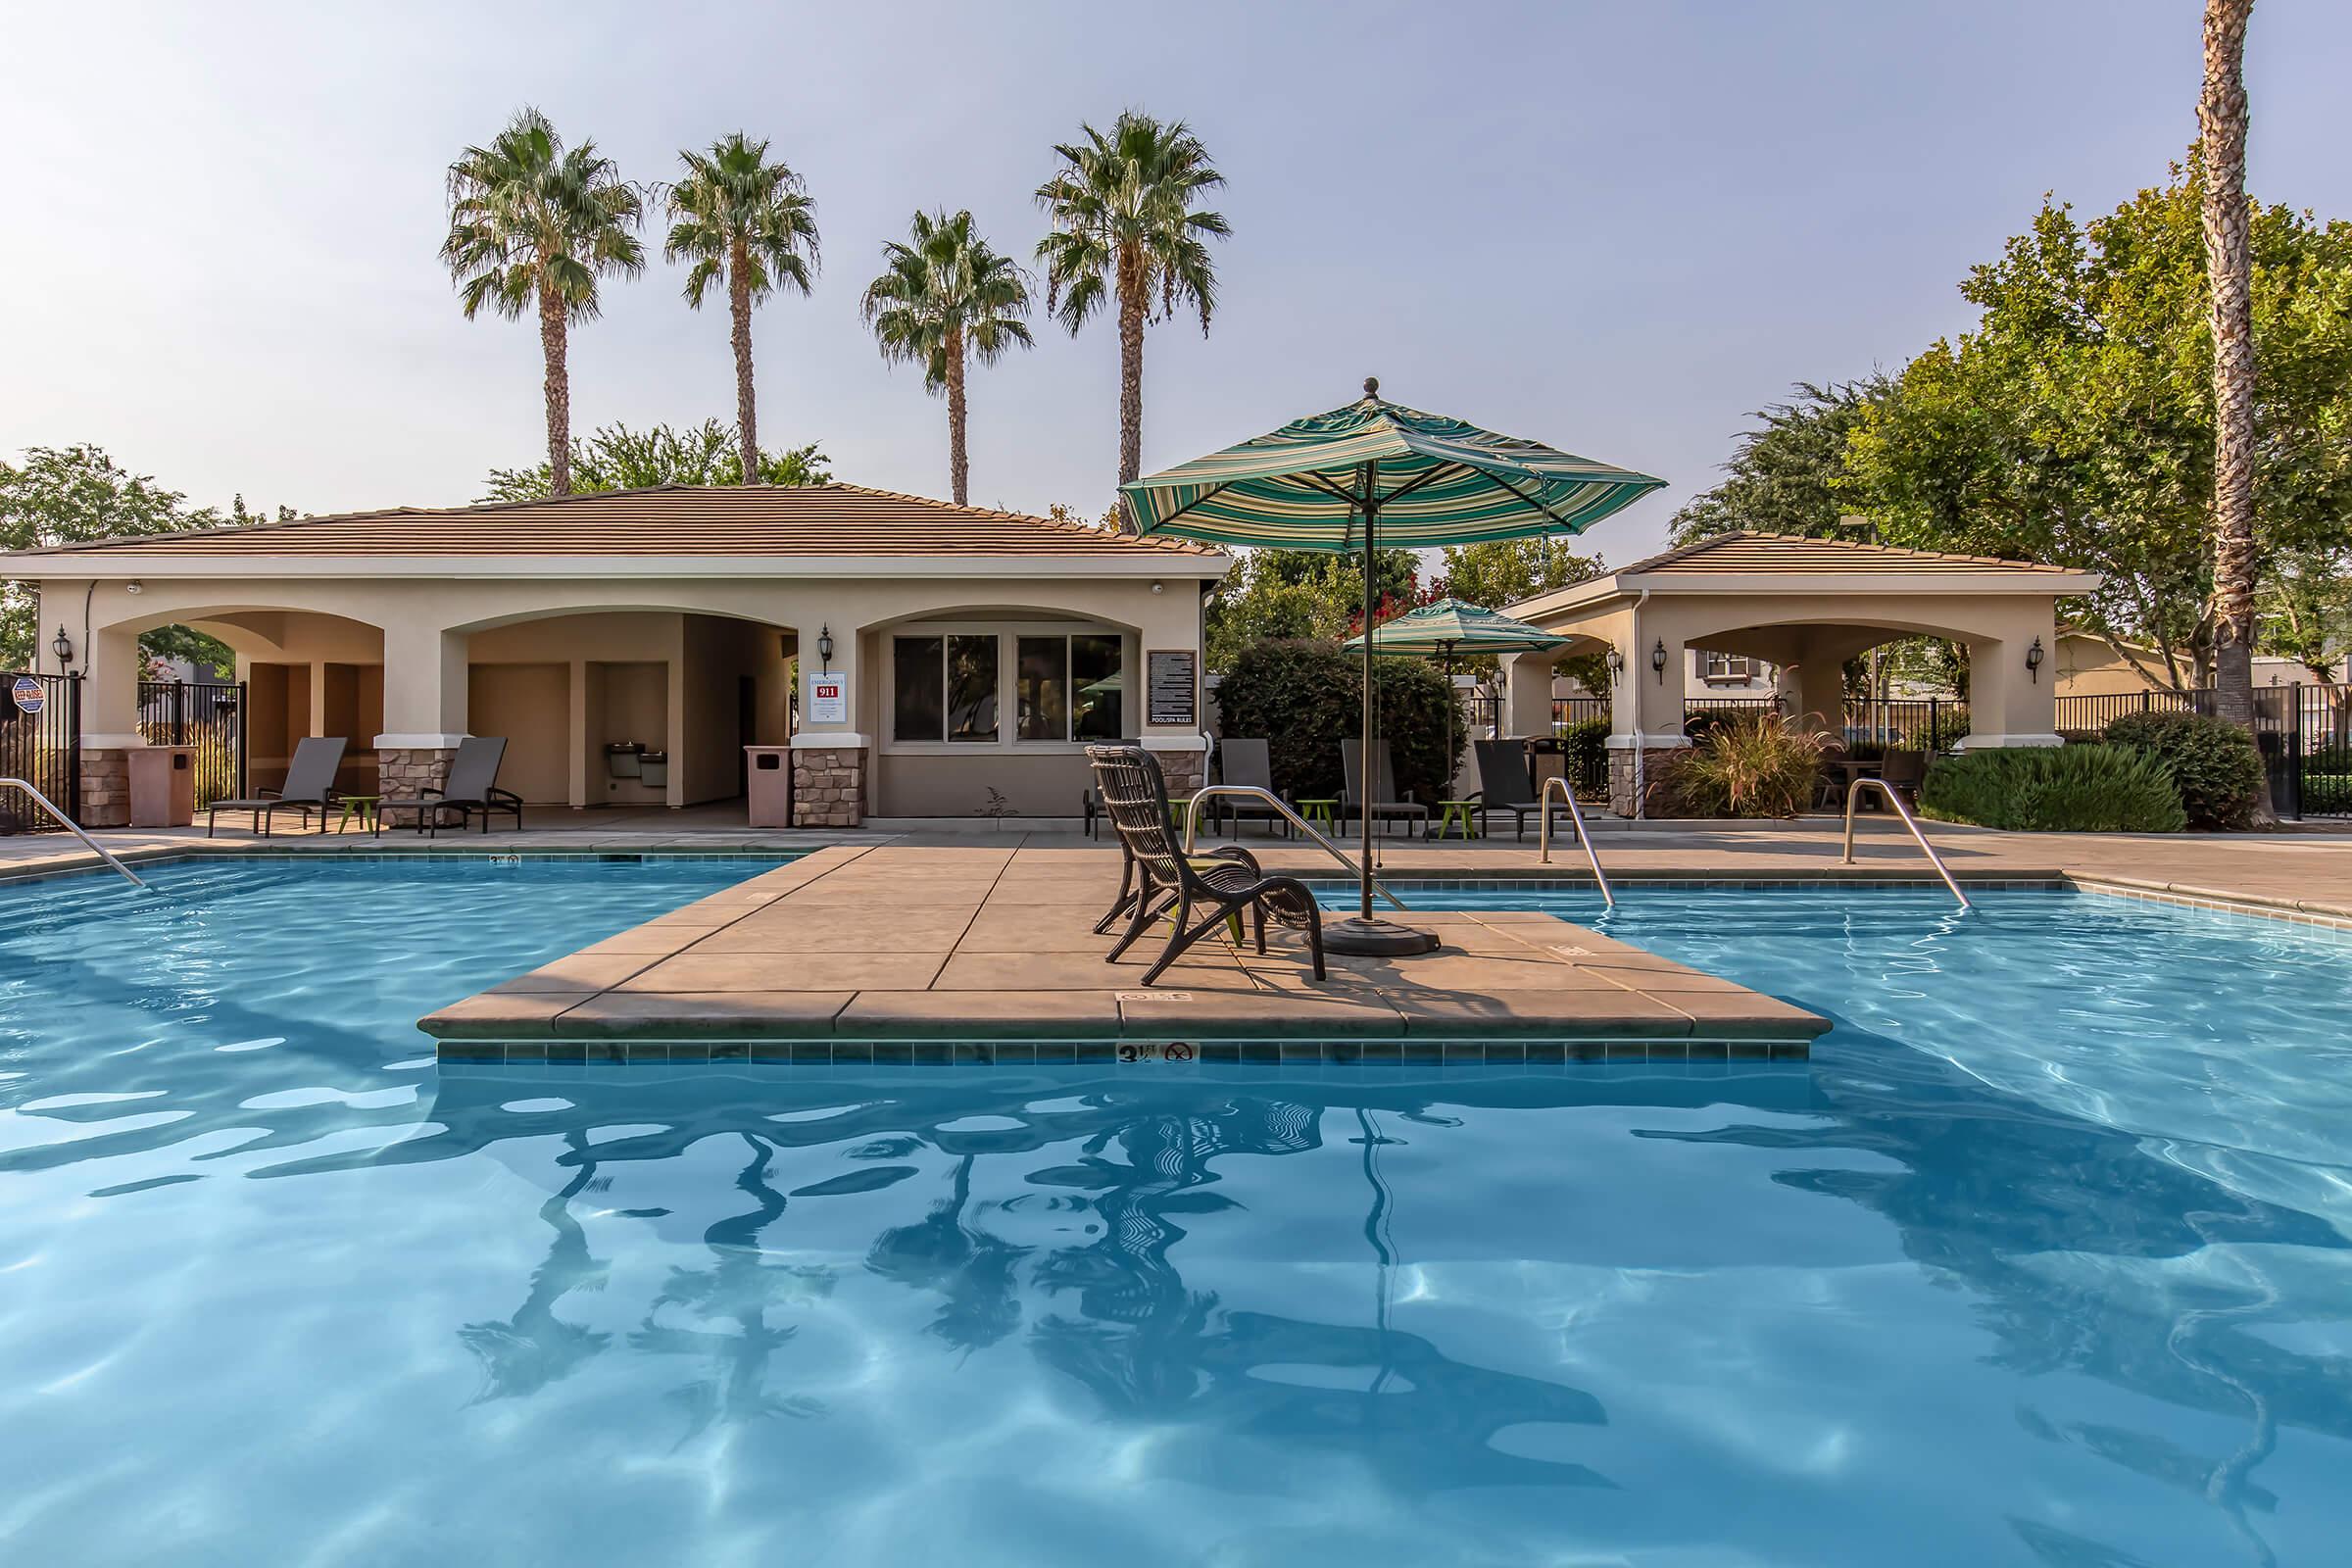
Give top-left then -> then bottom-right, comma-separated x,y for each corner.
2056,685 -> 2348,820
138,680 -> 246,808
0,671 -> 80,833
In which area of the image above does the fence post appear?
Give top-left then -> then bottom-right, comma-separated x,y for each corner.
2283,682 -> 2303,822
66,673 -> 83,821
236,681 -> 249,799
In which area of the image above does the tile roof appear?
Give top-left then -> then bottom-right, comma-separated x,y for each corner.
1619,531 -> 2076,575
14,483 -> 1222,560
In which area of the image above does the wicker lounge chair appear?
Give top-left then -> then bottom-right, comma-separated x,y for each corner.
1339,740 -> 1429,838
206,735 -> 347,838
376,736 -> 522,837
1086,744 -> 1325,985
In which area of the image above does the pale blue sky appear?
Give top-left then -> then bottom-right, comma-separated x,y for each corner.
3,0 -> 2346,560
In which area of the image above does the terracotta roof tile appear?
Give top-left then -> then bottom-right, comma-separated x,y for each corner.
1620,531 -> 2074,575
12,483 -> 1221,560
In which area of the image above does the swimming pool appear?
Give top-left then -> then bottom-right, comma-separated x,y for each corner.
4,869 -> 2350,1565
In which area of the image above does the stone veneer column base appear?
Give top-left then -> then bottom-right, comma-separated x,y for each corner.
76,749 -> 132,828
378,747 -> 459,799
792,747 -> 867,828
1607,744 -> 1694,818
1156,748 -> 1206,801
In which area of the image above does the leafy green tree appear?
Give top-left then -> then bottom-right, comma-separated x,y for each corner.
1202,547 -> 1425,671
1,445 -> 282,672
1844,167 -> 2352,689
1035,112 -> 1230,485
442,108 -> 645,496
861,210 -> 1034,506
1668,379 -> 1893,545
481,420 -> 829,502
2262,548 -> 2349,683
663,133 -> 819,485
1437,537 -> 1606,609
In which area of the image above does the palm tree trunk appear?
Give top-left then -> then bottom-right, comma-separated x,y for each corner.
945,323 -> 969,507
2200,0 -> 2271,817
1116,249 -> 1147,486
730,243 -> 759,484
537,279 -> 572,497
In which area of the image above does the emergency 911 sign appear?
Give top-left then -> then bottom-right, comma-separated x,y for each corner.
9,675 -> 44,716
806,670 -> 847,726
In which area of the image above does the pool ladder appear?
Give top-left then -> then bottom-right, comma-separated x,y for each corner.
1,776 -> 148,889
1841,778 -> 1969,909
1181,785 -> 1410,910
1535,777 -> 1615,906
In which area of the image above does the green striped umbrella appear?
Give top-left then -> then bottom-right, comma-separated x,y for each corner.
1344,597 -> 1568,680
1121,380 -> 1664,954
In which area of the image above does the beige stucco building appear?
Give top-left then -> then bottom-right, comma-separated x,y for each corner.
1499,532 -> 2101,812
5,484 -> 1229,827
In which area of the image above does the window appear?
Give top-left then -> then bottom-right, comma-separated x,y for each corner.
894,628 -> 1128,746
1704,653 -> 1753,683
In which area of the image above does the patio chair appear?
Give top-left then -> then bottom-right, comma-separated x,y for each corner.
1879,748 -> 1927,804
1208,738 -> 1294,838
376,736 -> 522,837
1086,744 -> 1324,985
206,736 -> 347,838
1339,740 -> 1429,838
1471,739 -> 1576,842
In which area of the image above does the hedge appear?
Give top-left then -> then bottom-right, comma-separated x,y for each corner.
1917,745 -> 2186,832
2099,710 -> 2263,830
1214,639 -> 1464,804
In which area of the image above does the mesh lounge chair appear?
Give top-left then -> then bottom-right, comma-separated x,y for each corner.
1208,738 -> 1294,838
207,735 -> 347,838
1339,740 -> 1429,838
1880,748 -> 1927,803
1471,739 -> 1577,841
1086,744 -> 1324,985
376,736 -> 522,837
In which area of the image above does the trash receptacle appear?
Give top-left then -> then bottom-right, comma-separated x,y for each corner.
127,745 -> 198,828
744,746 -> 794,827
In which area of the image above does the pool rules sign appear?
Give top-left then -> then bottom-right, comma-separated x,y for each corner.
806,669 -> 848,726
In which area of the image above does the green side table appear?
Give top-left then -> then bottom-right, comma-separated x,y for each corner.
336,795 -> 383,835
1434,801 -> 1482,840
1295,798 -> 1339,834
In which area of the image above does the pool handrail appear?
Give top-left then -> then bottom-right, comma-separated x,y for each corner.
1,776 -> 148,889
1181,784 -> 1409,911
1535,776 -> 1615,906
1840,778 -> 1970,909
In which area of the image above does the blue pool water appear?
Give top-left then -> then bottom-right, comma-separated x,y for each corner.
4,867 -> 2351,1565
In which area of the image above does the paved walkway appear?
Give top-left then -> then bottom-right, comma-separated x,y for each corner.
417,840 -> 1828,1063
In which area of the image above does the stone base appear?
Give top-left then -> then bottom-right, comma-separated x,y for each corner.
76,748 -> 131,828
1156,747 -> 1206,801
379,747 -> 458,798
1607,744 -> 1694,818
792,746 -> 866,828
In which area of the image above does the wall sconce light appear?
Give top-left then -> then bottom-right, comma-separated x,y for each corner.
816,624 -> 835,669
51,624 -> 74,667
1650,638 -> 1668,683
1604,646 -> 1625,681
123,580 -> 143,596
2025,635 -> 2044,684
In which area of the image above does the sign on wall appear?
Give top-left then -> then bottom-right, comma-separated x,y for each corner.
1146,649 -> 1198,728
805,669 -> 848,727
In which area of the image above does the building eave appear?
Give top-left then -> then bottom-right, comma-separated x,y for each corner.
0,551 -> 1234,583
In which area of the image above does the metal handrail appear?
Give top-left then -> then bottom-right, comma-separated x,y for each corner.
1535,777 -> 1615,906
1181,784 -> 1409,911
1841,778 -> 1969,909
1,777 -> 148,889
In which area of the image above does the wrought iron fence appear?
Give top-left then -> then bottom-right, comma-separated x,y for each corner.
1548,696 -> 1609,729
2055,684 -> 2349,820
0,671 -> 80,833
138,680 -> 246,808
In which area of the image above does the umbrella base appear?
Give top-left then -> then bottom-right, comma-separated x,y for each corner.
1322,916 -> 1441,958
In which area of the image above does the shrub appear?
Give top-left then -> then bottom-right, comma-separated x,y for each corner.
1654,711 -> 1832,818
2099,710 -> 2263,830
1214,639 -> 1463,804
1917,745 -> 2186,832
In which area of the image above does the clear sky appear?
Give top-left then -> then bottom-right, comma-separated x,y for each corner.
3,1 -> 2346,562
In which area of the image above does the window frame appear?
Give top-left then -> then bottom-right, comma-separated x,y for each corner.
883,621 -> 1133,755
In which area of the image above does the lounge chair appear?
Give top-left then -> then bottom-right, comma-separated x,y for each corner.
1339,740 -> 1429,838
206,735 -> 347,838
1086,744 -> 1324,985
1880,748 -> 1926,804
1207,738 -> 1293,838
1471,739 -> 1578,841
376,736 -> 522,837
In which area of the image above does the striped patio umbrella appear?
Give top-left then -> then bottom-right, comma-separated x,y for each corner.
1121,380 -> 1664,955
1344,597 -> 1568,681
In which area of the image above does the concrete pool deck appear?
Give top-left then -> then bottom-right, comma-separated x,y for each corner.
414,839 -> 1831,1062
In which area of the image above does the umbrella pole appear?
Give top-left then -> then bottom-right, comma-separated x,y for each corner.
1326,456 -> 1438,959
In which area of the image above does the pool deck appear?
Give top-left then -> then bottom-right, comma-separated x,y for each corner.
414,839 -> 1831,1062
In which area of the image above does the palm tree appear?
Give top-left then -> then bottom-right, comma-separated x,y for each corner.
663,133 -> 820,486
860,210 -> 1034,506
2198,0 -> 2270,817
441,107 -> 644,497
1035,111 -> 1230,488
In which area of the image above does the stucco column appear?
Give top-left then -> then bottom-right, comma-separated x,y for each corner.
376,626 -> 470,794
1788,650 -> 1848,736
566,660 -> 589,808
790,619 -> 865,827
1608,625 -> 1690,818
76,623 -> 147,826
1504,652 -> 1555,737
1957,627 -> 2061,749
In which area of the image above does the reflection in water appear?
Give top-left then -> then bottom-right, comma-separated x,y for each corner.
458,1132 -> 612,1401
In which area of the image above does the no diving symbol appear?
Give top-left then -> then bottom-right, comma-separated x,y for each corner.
1162,1042 -> 1196,1062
